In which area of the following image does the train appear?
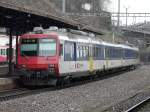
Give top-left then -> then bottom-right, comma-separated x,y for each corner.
0,45 -> 16,64
0,46 -> 9,64
0,34 -> 16,64
17,27 -> 140,86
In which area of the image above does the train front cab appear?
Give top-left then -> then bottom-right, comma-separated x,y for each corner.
17,34 -> 61,85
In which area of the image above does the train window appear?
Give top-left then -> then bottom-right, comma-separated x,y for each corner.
106,48 -> 110,59
21,38 -> 38,56
93,45 -> 103,60
79,46 -> 82,59
93,47 -> 96,57
76,45 -> 89,60
83,46 -> 86,58
21,44 -> 37,56
94,47 -> 99,58
39,39 -> 56,56
78,46 -> 81,59
64,42 -> 75,61
4,49 -> 6,55
0,49 -> 2,55
105,47 -> 122,59
124,49 -> 138,59
85,46 -> 89,58
114,48 -> 122,59
1,49 -> 5,55
76,46 -> 80,59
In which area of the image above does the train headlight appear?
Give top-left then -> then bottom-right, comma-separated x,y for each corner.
22,64 -> 26,68
48,64 -> 56,73
48,64 -> 55,68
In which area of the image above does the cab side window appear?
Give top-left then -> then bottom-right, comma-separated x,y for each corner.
60,44 -> 63,56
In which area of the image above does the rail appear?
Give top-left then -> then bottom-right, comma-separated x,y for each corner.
124,96 -> 150,112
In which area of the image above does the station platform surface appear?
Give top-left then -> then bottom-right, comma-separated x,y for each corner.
0,76 -> 19,91
0,64 -> 19,90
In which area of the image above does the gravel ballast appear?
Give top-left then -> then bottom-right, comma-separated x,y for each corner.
0,65 -> 150,112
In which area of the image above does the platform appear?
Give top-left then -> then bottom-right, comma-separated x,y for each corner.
0,65 -> 9,76
0,77 -> 18,91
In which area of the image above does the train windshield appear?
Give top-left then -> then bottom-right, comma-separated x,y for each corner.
20,38 -> 56,56
21,39 -> 38,56
39,39 -> 56,56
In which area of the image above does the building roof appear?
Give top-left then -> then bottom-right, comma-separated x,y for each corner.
0,0 -> 78,26
0,0 -> 106,35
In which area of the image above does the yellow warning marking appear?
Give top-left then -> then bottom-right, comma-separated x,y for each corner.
106,59 -> 108,68
89,57 -> 93,72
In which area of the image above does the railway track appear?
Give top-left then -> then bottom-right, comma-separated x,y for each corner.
0,87 -> 56,102
0,68 -> 135,102
124,96 -> 150,112
0,78 -> 97,102
0,88 -> 30,101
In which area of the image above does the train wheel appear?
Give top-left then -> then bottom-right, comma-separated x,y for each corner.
56,76 -> 72,87
56,78 -> 64,87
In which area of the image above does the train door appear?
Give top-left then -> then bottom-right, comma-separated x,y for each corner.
59,40 -> 64,74
61,41 -> 76,74
76,43 -> 89,72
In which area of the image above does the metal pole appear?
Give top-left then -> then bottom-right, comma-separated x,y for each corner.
99,0 -> 101,13
16,33 -> 18,65
117,0 -> 120,29
62,0 -> 66,13
8,28 -> 13,75
126,8 -> 128,27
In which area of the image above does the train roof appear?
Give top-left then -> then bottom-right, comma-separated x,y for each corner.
102,42 -> 139,51
102,42 -> 121,47
22,27 -> 139,51
119,44 -> 139,51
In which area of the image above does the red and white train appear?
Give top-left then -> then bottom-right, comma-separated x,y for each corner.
0,46 -> 9,64
17,27 -> 140,86
0,35 -> 16,64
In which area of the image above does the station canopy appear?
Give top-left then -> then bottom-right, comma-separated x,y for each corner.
0,0 -> 105,35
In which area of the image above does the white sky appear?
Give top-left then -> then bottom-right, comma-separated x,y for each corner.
108,0 -> 150,25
